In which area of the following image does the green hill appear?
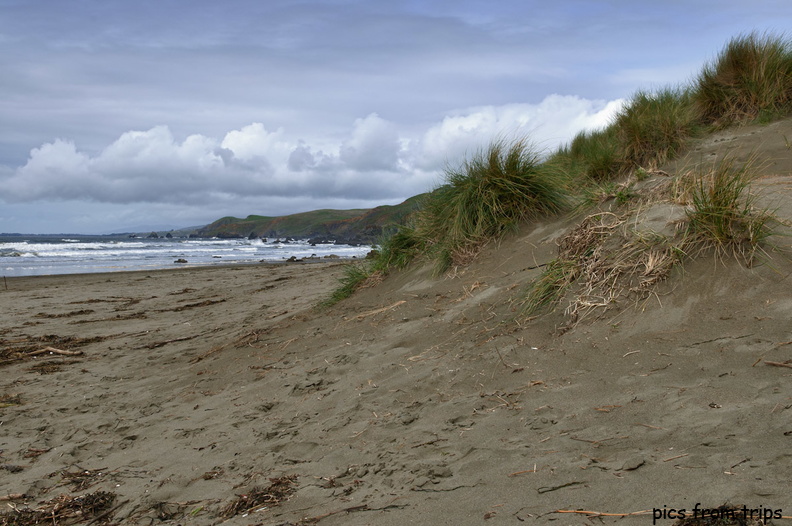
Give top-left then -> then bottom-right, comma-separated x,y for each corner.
194,194 -> 425,243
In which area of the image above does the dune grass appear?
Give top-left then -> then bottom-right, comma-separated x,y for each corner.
321,263 -> 373,306
555,33 -> 791,185
613,87 -> 700,170
681,156 -> 776,261
373,226 -> 425,271
521,258 -> 579,316
326,31 -> 790,306
419,138 -> 569,274
695,31 -> 792,127
521,154 -> 778,321
320,226 -> 425,306
554,126 -> 621,181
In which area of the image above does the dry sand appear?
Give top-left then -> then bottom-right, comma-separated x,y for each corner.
2,120 -> 792,525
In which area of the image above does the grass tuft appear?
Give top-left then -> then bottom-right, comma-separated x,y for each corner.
565,126 -> 621,180
373,226 -> 424,271
521,258 -> 579,316
694,31 -> 792,127
321,263 -> 374,307
322,226 -> 424,306
613,87 -> 699,170
682,156 -> 776,261
420,138 -> 568,273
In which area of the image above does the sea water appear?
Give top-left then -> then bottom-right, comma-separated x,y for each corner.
0,235 -> 372,277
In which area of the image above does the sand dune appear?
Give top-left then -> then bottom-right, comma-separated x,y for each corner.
2,119 -> 792,525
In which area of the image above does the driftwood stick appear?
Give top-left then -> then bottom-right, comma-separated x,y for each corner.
352,300 -> 406,320
0,493 -> 26,502
28,347 -> 84,357
146,335 -> 197,349
765,360 -> 792,369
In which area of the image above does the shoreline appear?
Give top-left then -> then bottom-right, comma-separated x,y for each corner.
1,256 -> 359,282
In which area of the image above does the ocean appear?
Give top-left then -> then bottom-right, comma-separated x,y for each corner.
0,235 -> 373,277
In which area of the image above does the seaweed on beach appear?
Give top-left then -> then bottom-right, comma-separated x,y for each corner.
28,360 -> 71,374
220,475 -> 298,519
56,468 -> 109,492
0,393 -> 22,409
34,309 -> 95,319
0,491 -> 117,526
162,298 -> 226,312
0,335 -> 106,368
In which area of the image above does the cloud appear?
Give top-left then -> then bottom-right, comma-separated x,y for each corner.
340,114 -> 402,171
410,95 -> 624,169
221,123 -> 291,164
2,95 -> 623,213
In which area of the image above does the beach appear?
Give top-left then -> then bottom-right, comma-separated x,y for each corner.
2,250 -> 791,524
2,120 -> 792,525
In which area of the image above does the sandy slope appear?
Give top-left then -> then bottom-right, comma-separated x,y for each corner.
1,119 -> 792,526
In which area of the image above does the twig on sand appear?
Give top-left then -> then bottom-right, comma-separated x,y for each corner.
266,310 -> 289,319
494,346 -> 509,368
302,503 -> 407,523
508,464 -> 537,477
279,338 -> 298,350
537,481 -> 584,493
635,423 -> 665,430
145,335 -> 198,349
557,509 -> 647,518
189,344 -> 228,364
28,347 -> 84,357
350,300 -> 406,320
0,493 -> 26,502
765,360 -> 792,369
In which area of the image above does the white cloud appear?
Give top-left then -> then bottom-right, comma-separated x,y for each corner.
11,139 -> 92,201
2,95 -> 623,214
339,113 -> 402,171
221,123 -> 291,164
411,95 -> 625,169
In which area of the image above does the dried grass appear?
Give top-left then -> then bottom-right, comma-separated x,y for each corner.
0,491 -> 116,526
220,475 -> 297,519
523,210 -> 684,323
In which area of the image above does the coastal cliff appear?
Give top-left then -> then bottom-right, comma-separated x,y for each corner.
194,194 -> 424,243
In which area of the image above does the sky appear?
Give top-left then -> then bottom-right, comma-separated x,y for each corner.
1,1 -> 791,234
